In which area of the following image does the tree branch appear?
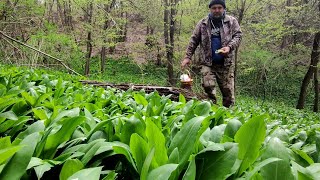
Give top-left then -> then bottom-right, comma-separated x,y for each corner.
0,30 -> 83,76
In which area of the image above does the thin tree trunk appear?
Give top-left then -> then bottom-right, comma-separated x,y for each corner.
85,2 -> 93,76
167,0 -> 176,85
163,0 -> 171,84
314,67 -> 319,112
297,32 -> 320,109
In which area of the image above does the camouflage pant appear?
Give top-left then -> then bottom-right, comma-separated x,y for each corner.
201,64 -> 235,107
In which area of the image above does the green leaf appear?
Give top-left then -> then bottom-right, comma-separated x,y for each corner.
168,147 -> 179,164
260,137 -> 294,180
33,107 -> 49,120
147,164 -> 178,180
224,119 -> 242,139
130,133 -> 149,174
182,156 -> 196,180
242,158 -> 282,180
120,115 -> 145,145
43,116 -> 85,159
102,171 -> 117,180
134,93 -> 148,107
196,143 -> 239,180
235,115 -> 267,175
194,101 -> 211,116
0,111 -> 18,121
0,146 -> 21,165
60,159 -> 84,180
34,162 -> 53,179
21,91 -> 36,106
17,121 -> 45,140
0,137 -> 21,165
179,94 -> 186,104
67,167 -> 102,180
141,147 -> 155,180
113,145 -> 138,172
146,118 -> 168,166
0,132 -> 41,180
0,98 -> 21,112
168,116 -> 206,167
292,149 -> 314,165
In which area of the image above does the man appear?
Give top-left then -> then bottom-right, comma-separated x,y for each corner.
181,0 -> 242,107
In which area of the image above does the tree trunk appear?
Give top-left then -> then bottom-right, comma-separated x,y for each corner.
85,2 -> 93,76
314,67 -> 319,112
167,0 -> 177,85
163,0 -> 171,84
297,32 -> 320,109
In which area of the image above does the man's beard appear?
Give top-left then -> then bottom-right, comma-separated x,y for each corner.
209,11 -> 225,20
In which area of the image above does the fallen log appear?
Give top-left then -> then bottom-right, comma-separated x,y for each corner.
80,80 -> 207,101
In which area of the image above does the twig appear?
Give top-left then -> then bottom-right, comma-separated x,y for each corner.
0,30 -> 83,76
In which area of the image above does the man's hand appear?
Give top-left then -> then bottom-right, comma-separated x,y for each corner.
220,46 -> 231,56
181,58 -> 191,70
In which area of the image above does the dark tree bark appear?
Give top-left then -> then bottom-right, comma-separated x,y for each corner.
314,66 -> 319,112
297,32 -> 320,110
163,0 -> 172,84
85,2 -> 93,76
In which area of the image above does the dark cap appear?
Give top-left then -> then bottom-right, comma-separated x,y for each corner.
209,0 -> 226,9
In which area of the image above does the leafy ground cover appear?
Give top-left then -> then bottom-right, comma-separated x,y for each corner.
0,66 -> 320,180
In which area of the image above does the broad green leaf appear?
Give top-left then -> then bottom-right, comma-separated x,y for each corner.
120,115 -> 145,145
134,93 -> 148,107
60,159 -> 84,180
224,119 -> 242,139
168,147 -> 179,164
242,158 -> 282,180
11,100 -> 28,116
34,162 -> 53,179
0,137 -> 21,165
141,147 -> 155,180
80,141 -> 115,166
67,167 -> 102,180
0,137 -> 11,148
306,163 -> 320,177
130,133 -> 150,174
0,132 -> 41,180
0,98 -> 21,112
0,111 -> 18,121
260,137 -> 294,180
179,94 -> 186,104
0,146 -> 21,165
113,145 -> 138,172
147,164 -> 178,180
17,121 -> 45,140
292,149 -> 314,165
210,124 -> 226,143
33,107 -> 49,120
291,161 -> 313,179
182,156 -> 196,180
27,157 -> 43,170
196,143 -> 239,180
168,116 -> 206,167
43,116 -> 85,159
194,101 -> 211,116
235,115 -> 267,175
146,118 -> 168,166
50,107 -> 80,125
102,171 -> 117,180
21,91 -> 36,106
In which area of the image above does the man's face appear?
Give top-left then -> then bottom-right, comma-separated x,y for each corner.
210,4 -> 224,18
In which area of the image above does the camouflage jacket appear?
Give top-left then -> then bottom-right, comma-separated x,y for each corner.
185,15 -> 242,66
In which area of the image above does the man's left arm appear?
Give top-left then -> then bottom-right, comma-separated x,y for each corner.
227,18 -> 242,51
